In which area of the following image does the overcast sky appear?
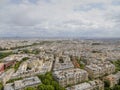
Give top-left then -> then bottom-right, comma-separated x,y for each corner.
0,0 -> 120,38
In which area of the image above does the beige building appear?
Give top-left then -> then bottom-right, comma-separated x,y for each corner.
66,79 -> 104,90
104,71 -> 120,87
85,61 -> 115,79
53,68 -> 88,87
53,55 -> 74,71
2,68 -> 15,85
27,59 -> 43,71
4,76 -> 41,90
18,61 -> 27,72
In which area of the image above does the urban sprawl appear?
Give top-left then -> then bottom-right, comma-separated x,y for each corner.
0,39 -> 120,90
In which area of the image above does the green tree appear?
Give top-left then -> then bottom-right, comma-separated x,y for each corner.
118,79 -> 120,85
45,73 -> 53,81
24,87 -> 36,90
46,85 -> 54,90
51,81 -> 60,90
0,82 -> 3,90
112,60 -> 120,72
113,85 -> 120,90
37,84 -> 45,90
38,74 -> 45,81
25,87 -> 36,90
104,80 -> 110,88
0,52 -> 13,59
43,79 -> 51,85
22,57 -> 29,61
104,87 -> 111,90
38,72 -> 66,90
23,49 -> 30,54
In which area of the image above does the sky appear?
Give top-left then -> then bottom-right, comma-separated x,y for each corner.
0,0 -> 120,38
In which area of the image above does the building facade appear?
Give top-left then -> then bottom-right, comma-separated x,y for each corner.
53,68 -> 88,87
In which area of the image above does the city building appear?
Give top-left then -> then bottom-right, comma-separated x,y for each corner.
66,80 -> 104,90
85,61 -> 115,79
53,55 -> 74,71
0,63 -> 4,74
104,71 -> 120,87
53,68 -> 88,87
2,68 -> 15,85
4,76 -> 41,90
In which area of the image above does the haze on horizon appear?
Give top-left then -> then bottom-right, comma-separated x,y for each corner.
0,0 -> 120,38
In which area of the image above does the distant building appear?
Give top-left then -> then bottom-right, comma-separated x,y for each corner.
2,68 -> 15,85
53,55 -> 74,71
66,82 -> 91,90
16,61 -> 28,74
104,71 -> 120,87
4,60 -> 16,69
0,63 -> 4,74
27,59 -> 43,71
53,68 -> 88,87
66,79 -> 104,90
4,76 -> 41,90
85,61 -> 115,79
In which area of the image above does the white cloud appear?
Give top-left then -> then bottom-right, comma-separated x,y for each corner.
0,0 -> 120,37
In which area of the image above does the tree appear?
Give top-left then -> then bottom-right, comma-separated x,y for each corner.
51,81 -> 59,90
0,82 -> 3,90
0,52 -> 13,59
24,87 -> 36,90
45,85 -> 54,90
118,79 -> 120,85
37,72 -> 66,90
45,73 -> 53,81
113,85 -> 120,90
104,87 -> 111,90
43,79 -> 51,85
23,49 -> 30,54
37,84 -> 45,90
112,60 -> 120,72
38,74 -> 45,82
22,57 -> 29,61
104,80 -> 110,88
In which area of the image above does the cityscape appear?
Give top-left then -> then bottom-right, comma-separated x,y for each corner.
0,0 -> 120,90
0,39 -> 120,90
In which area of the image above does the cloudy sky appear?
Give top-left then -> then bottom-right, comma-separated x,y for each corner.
0,0 -> 120,38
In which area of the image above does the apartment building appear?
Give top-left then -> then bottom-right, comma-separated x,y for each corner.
2,68 -> 15,85
85,61 -> 115,79
53,68 -> 88,87
53,55 -> 74,71
4,76 -> 41,90
0,63 -> 4,74
104,71 -> 120,87
66,80 -> 104,90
